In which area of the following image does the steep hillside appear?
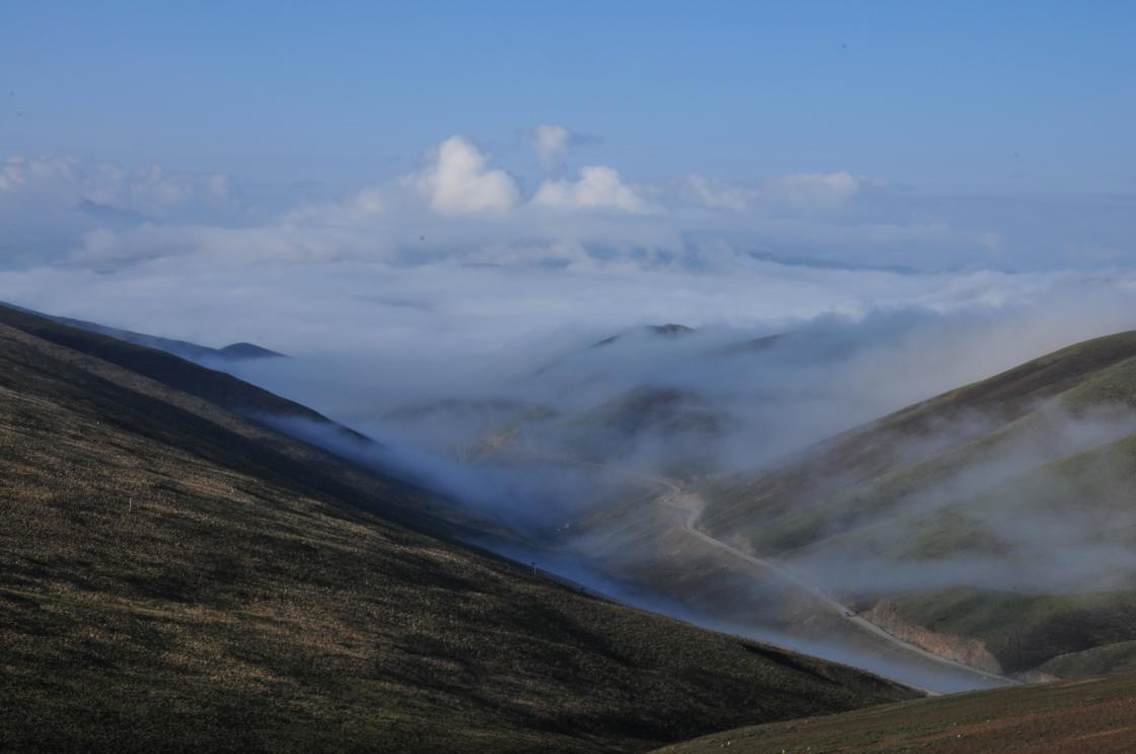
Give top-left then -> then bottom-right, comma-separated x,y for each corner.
655,669 -> 1136,754
0,306 -> 320,427
0,305 -> 913,753
704,330 -> 1136,537
699,330 -> 1136,678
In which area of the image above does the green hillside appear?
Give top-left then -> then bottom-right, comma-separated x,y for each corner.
699,330 -> 1136,678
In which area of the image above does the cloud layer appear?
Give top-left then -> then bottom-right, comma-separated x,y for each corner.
3,128 -> 1134,279
0,129 -> 1133,360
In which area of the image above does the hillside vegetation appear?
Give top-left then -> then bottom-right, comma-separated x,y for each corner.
655,668 -> 1136,754
0,304 -> 913,753
699,330 -> 1136,678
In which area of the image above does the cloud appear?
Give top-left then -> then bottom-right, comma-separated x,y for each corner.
532,124 -> 572,166
533,166 -> 652,213
686,171 -> 862,213
0,154 -> 232,218
530,124 -> 599,167
764,171 -> 860,207
409,136 -> 519,215
686,175 -> 756,211
2,130 -> 1133,279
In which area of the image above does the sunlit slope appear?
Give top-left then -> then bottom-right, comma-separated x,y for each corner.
0,306 -> 913,753
700,330 -> 1136,678
704,330 -> 1136,532
654,669 -> 1136,754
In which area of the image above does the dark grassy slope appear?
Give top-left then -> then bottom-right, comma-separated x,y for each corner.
655,669 -> 1136,754
699,330 -> 1136,677
0,305 -> 323,430
0,310 -> 913,753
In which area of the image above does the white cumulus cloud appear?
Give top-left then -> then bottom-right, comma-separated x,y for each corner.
410,136 -> 519,215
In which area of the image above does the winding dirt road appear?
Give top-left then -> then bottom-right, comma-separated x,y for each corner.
486,446 -> 1016,691
646,477 -> 1017,689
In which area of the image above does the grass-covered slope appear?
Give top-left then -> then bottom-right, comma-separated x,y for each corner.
0,305 -> 327,428
699,330 -> 1136,678
703,330 -> 1136,537
0,306 -> 913,753
654,669 -> 1136,754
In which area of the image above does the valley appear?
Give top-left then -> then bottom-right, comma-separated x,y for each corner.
0,304 -> 915,753
9,304 -> 1136,751
7,7 -> 1134,750
370,324 -> 1136,693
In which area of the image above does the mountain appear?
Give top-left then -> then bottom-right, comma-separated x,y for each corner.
697,329 -> 1136,678
592,323 -> 697,348
0,305 -> 364,446
654,668 -> 1136,754
51,312 -> 285,362
215,341 -> 285,360
530,323 -> 699,380
368,323 -> 1136,692
0,303 -> 913,753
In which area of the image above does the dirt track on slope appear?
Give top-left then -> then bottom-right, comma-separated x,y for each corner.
648,478 -> 1016,690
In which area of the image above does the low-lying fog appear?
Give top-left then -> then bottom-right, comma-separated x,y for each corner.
14,261 -> 1136,690
8,144 -> 1136,691
215,278 -> 1136,525
184,274 -> 1136,691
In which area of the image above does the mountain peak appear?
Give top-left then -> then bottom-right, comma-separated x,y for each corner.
593,322 -> 696,348
218,342 -> 286,360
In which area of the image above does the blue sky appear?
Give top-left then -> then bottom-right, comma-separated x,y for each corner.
2,1 -> 1136,352
3,1 -> 1133,192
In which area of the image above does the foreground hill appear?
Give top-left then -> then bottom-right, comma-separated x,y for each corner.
0,304 -> 912,753
655,669 -> 1136,754
699,330 -> 1136,678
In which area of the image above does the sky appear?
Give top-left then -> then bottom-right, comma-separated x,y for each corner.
0,1 -> 1135,352
3,2 -> 1134,190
